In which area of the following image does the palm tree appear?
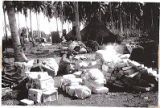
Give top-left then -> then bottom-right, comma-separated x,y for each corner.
52,2 -> 81,40
35,11 -> 40,38
47,2 -> 108,41
74,2 -> 81,41
119,3 -> 123,35
3,4 -> 8,43
29,8 -> 33,41
122,2 -> 143,35
52,2 -> 63,35
61,2 -> 64,37
45,1 -> 67,36
21,1 -> 34,42
17,12 -> 21,35
14,1 -> 29,38
56,17 -> 59,32
3,1 -> 28,62
23,8 -> 29,39
27,1 -> 35,44
143,3 -> 159,42
54,2 -> 106,41
30,1 -> 47,38
109,3 -> 114,30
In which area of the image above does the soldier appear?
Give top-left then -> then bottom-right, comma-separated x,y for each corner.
20,29 -> 27,51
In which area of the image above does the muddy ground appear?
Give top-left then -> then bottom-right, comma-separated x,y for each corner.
2,42 -> 158,107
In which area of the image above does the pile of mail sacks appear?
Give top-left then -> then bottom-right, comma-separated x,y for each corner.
60,68 -> 109,99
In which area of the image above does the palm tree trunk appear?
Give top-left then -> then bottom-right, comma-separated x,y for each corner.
6,5 -> 28,62
61,2 -> 64,38
74,2 -> 81,41
130,13 -> 132,31
61,21 -> 63,38
30,9 -> 33,41
139,27 -> 141,37
132,15 -> 134,29
3,5 -> 8,51
47,17 -> 51,33
151,8 -> 153,28
124,14 -> 127,30
61,15 -> 64,38
17,12 -> 20,35
3,6 -> 8,41
56,17 -> 59,33
110,3 -> 114,30
119,3 -> 123,35
25,15 -> 29,39
36,12 -> 41,38
30,9 -> 35,46
116,20 -> 118,30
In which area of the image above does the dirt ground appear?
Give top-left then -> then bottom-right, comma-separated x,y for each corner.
1,42 -> 158,107
2,75 -> 158,107
40,76 -> 158,107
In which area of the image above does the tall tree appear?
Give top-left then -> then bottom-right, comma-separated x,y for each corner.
23,8 -> 29,39
3,4 -> 8,43
74,2 -> 81,41
109,3 -> 114,30
119,3 -> 123,35
3,1 -> 28,62
31,1 -> 47,38
143,3 -> 159,42
46,2 -> 109,41
29,8 -> 33,41
35,11 -> 40,38
61,2 -> 106,40
17,12 -> 20,35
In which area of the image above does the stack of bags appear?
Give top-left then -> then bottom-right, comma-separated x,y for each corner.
101,55 -> 129,82
40,58 -> 59,77
81,68 -> 109,94
20,72 -> 58,105
60,74 -> 91,99
95,46 -> 131,82
60,68 -> 109,100
95,46 -> 158,92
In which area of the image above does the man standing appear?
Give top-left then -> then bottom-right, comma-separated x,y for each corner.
20,29 -> 27,51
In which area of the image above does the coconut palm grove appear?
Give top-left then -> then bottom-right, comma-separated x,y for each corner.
1,1 -> 159,107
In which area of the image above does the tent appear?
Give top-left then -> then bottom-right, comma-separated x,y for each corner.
65,18 -> 121,45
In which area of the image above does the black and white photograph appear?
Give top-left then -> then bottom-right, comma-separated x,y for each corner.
1,0 -> 159,107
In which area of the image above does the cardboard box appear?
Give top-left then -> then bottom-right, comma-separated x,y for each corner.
27,72 -> 49,80
20,99 -> 34,105
28,89 -> 43,103
35,77 -> 54,90
42,89 -> 58,103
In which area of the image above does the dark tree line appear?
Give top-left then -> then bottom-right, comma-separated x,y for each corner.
2,1 -> 159,62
